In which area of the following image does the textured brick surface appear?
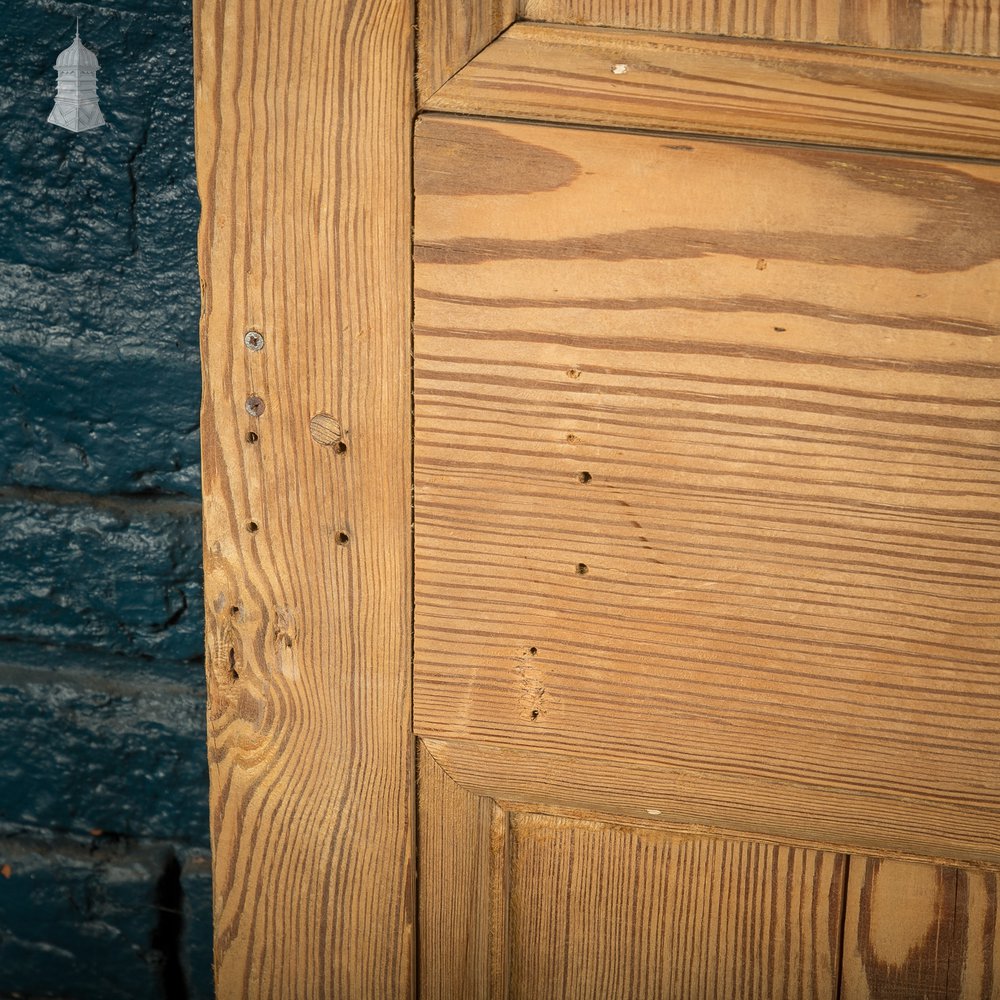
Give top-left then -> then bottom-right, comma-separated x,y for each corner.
0,2 -> 201,497
0,833 -> 212,999
0,2 -> 209,994
0,646 -> 208,844
0,491 -> 203,660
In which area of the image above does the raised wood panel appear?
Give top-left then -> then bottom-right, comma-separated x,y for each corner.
520,0 -> 1000,56
841,857 -> 1000,999
507,812 -> 846,1000
417,742 -> 508,1000
194,0 -> 412,994
416,0 -> 517,102
425,23 -> 1000,161
413,116 -> 1000,863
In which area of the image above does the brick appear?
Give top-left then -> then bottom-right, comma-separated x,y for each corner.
0,4 -> 201,496
0,648 -> 207,846
0,491 -> 203,661
0,834 -> 212,999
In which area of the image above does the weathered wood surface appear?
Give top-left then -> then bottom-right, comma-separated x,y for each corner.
841,857 -> 1000,999
417,0 -> 517,102
521,0 -> 1000,56
425,23 -> 1000,161
417,742 -> 508,1000
423,736 -> 1000,867
413,115 -> 1000,864
194,0 -> 413,995
506,813 -> 846,1000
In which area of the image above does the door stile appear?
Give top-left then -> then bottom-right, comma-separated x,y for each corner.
194,1 -> 416,995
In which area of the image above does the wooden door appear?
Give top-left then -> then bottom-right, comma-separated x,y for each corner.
195,1 -> 1000,996
412,108 -> 1000,995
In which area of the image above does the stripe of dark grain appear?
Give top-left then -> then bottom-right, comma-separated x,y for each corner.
418,370 -> 999,434
415,323 -> 1000,379
416,394 -> 1000,466
417,351 -> 1000,409
419,661 -> 1000,768
419,400 -> 1000,466
415,602 -> 999,692
414,491 -> 1000,584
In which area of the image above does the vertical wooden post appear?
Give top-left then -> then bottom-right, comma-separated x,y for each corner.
194,1 -> 413,996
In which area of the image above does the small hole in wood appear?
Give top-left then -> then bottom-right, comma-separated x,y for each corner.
230,606 -> 240,616
566,368 -> 581,379
566,433 -> 577,443
773,326 -> 787,333
530,709 -> 540,720
335,441 -> 348,454
577,471 -> 592,484
576,562 -> 589,575
529,647 -> 537,656
246,431 -> 259,444
337,531 -> 350,545
246,521 -> 259,533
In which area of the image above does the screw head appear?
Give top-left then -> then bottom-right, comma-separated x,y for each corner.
245,395 -> 265,417
244,330 -> 265,351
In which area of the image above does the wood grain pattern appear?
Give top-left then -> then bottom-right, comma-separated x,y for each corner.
507,812 -> 846,1000
841,857 -> 1000,999
425,23 -> 1000,161
413,116 -> 1000,864
416,0 -> 517,103
417,741 -> 509,1000
194,1 -> 413,995
520,0 -> 1000,56
425,737 -> 1000,867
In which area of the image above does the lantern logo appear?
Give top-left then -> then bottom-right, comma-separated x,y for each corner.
48,21 -> 106,133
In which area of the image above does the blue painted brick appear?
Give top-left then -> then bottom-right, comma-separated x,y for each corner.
0,646 -> 208,846
0,492 -> 203,661
0,3 -> 201,496
0,834 -> 212,999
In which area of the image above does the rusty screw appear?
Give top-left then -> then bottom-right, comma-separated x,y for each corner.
245,395 -> 265,417
244,330 -> 265,351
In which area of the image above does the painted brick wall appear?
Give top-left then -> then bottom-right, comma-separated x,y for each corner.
0,1 -> 210,996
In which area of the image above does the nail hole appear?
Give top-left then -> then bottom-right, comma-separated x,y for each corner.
577,471 -> 592,483
230,606 -> 240,616
245,395 -> 265,417
337,531 -> 350,545
576,562 -> 589,574
530,709 -> 540,720
246,431 -> 259,444
335,441 -> 348,454
529,647 -> 537,656
246,521 -> 259,533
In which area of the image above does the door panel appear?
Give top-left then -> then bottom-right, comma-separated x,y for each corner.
413,114 -> 1000,864
418,746 -> 848,1000
506,813 -> 845,1000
